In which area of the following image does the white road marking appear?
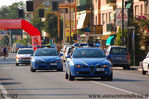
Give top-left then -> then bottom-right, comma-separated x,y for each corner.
91,81 -> 148,98
115,71 -> 149,78
0,81 -> 11,99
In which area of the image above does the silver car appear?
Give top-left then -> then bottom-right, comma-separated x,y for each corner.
16,48 -> 34,66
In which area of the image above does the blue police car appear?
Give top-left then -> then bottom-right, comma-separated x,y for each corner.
65,47 -> 113,81
30,48 -> 63,72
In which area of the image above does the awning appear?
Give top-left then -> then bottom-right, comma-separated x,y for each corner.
77,13 -> 87,29
126,2 -> 132,8
106,36 -> 115,46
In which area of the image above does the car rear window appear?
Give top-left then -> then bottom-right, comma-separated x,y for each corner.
18,49 -> 34,54
110,47 -> 127,55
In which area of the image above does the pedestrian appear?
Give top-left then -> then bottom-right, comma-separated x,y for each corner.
3,46 -> 7,60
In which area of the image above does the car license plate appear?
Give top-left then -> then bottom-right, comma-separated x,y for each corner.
97,68 -> 105,71
51,63 -> 57,65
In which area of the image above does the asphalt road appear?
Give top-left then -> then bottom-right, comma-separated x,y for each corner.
0,53 -> 149,99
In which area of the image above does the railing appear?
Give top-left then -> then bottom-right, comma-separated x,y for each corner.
77,4 -> 90,11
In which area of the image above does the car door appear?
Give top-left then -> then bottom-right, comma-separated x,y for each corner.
142,53 -> 149,71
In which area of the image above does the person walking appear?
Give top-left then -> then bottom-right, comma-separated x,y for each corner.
3,46 -> 7,60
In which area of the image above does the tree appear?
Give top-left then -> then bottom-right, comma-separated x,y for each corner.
31,11 -> 43,33
115,27 -> 127,46
44,14 -> 63,43
0,1 -> 25,19
0,35 -> 9,46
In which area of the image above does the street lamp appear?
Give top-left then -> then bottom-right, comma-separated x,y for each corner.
122,0 -> 125,45
69,0 -> 72,44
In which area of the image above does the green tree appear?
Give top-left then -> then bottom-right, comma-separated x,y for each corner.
0,1 -> 25,19
44,14 -> 63,43
31,11 -> 43,33
115,27 -> 127,46
0,35 -> 9,46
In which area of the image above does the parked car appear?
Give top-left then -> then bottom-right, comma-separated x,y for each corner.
105,46 -> 130,70
65,47 -> 113,81
12,43 -> 23,53
63,46 -> 73,62
30,48 -> 63,72
60,45 -> 71,62
16,48 -> 34,66
141,52 -> 149,75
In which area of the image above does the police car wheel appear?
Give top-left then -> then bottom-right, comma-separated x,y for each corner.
16,63 -> 19,66
106,74 -> 113,81
30,67 -> 36,72
142,70 -> 147,75
68,73 -> 74,81
65,72 -> 68,79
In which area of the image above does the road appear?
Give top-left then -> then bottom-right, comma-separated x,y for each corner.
0,53 -> 149,99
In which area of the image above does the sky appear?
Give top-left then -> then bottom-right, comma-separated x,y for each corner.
0,0 -> 27,7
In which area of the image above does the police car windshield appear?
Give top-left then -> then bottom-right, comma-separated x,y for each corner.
73,49 -> 105,58
18,49 -> 34,54
35,48 -> 58,56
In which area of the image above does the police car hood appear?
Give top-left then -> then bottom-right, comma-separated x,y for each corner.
35,56 -> 60,62
72,58 -> 109,65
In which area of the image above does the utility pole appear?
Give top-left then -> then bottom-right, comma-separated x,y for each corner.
122,0 -> 125,45
69,0 -> 72,44
63,9 -> 66,46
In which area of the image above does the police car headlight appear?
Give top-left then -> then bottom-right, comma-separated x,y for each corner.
96,65 -> 109,68
55,60 -> 61,63
75,65 -> 88,68
35,61 -> 42,63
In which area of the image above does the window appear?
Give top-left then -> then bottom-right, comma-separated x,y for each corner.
102,13 -> 105,25
109,12 -> 111,23
65,8 -> 68,13
106,13 -> 108,24
141,5 -> 143,15
96,16 -> 97,25
135,5 -> 139,17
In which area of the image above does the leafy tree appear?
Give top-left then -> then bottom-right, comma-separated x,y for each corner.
0,1 -> 25,19
31,11 -> 43,33
0,35 -> 9,46
115,27 -> 127,46
44,14 -> 63,43
15,36 -> 31,46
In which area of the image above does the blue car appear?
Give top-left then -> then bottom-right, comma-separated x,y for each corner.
30,48 -> 63,72
65,47 -> 113,81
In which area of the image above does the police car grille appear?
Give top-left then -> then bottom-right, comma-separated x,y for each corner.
90,66 -> 95,72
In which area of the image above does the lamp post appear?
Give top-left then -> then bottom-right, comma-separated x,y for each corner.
69,0 -> 72,44
122,0 -> 125,45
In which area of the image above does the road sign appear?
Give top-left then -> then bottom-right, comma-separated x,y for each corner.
116,8 -> 128,26
95,25 -> 103,34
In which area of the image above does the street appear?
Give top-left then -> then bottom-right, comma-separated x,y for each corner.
0,53 -> 148,99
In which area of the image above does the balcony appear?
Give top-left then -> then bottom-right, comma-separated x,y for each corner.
77,4 -> 90,11
139,0 -> 147,1
106,0 -> 116,6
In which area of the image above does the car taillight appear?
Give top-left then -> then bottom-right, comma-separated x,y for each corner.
107,55 -> 111,61
127,53 -> 130,61
108,57 -> 111,61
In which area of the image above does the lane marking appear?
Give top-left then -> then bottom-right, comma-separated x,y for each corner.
91,81 -> 148,98
115,71 -> 149,78
0,81 -> 11,99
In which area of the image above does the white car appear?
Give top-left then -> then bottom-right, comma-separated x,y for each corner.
63,46 -> 73,62
141,52 -> 149,75
16,48 -> 34,66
